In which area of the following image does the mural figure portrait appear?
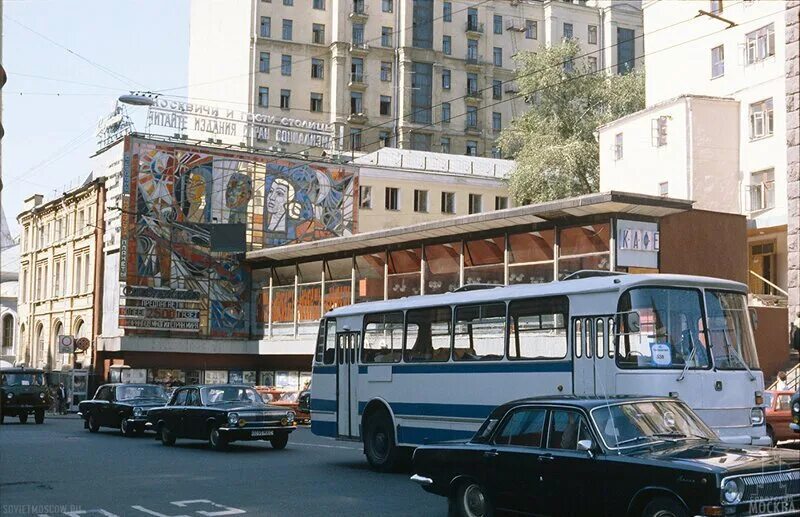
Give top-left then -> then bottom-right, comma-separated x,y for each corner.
265,177 -> 301,234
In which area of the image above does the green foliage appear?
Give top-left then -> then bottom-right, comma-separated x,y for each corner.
499,41 -> 645,204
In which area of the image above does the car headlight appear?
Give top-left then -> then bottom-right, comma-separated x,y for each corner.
722,479 -> 743,505
750,407 -> 764,425
793,402 -> 800,414
228,412 -> 239,426
6,393 -> 12,399
133,407 -> 144,417
39,392 -> 45,399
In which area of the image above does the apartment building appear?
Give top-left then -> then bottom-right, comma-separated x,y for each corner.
15,180 -> 105,372
187,0 -> 643,157
599,0 -> 791,303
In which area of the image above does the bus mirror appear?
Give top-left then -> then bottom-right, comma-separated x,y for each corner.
626,313 -> 640,333
749,308 -> 758,330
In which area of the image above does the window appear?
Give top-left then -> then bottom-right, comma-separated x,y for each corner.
466,141 -> 478,156
617,28 -> 636,74
710,0 -> 722,14
588,56 -> 598,72
54,260 -> 61,296
443,35 -> 452,55
258,87 -> 269,107
259,52 -> 271,73
410,133 -> 432,151
380,62 -> 392,81
508,297 -> 568,360
282,19 -> 293,40
381,26 -> 392,47
260,16 -> 271,38
468,193 -> 482,214
352,23 -> 365,45
411,62 -> 433,123
350,129 -> 362,151
466,106 -> 478,128
84,255 -> 90,292
281,54 -> 292,75
651,116 -> 668,147
280,89 -> 291,109
385,187 -> 399,210
351,57 -> 364,82
2,315 -> 12,349
441,192 -> 455,213
548,410 -> 592,450
494,408 -> 547,447
749,169 -> 775,211
614,133 -> 623,160
380,131 -> 392,147
467,8 -> 479,32
363,313 -> 403,363
310,92 -> 323,112
454,303 -> 506,361
443,1 -> 452,22
405,307 -> 451,362
312,24 -> 325,44
711,45 -> 724,78
749,98 -> 774,139
493,47 -> 502,67
588,24 -> 598,44
414,190 -> 428,213
359,185 -> 372,208
525,20 -> 537,39
563,23 -> 573,40
467,39 -> 478,61
413,0 -> 434,48
659,182 -> 669,197
442,69 -> 451,89
311,58 -> 324,79
350,91 -> 363,114
313,0 -> 325,9
494,15 -> 503,34
74,256 -> 82,294
495,196 -> 508,210
352,0 -> 365,13
745,24 -> 774,64
492,112 -> 501,132
441,102 -> 451,123
380,95 -> 391,116
467,73 -> 478,95
492,80 -> 502,100
382,0 -> 393,12
440,137 -> 451,153
492,147 -> 503,158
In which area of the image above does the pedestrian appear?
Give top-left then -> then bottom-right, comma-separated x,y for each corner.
56,383 -> 68,415
791,311 -> 800,353
775,371 -> 788,391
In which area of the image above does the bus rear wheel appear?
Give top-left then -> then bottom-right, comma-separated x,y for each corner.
364,409 -> 400,472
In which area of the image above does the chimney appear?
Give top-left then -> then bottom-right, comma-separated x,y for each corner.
23,194 -> 44,211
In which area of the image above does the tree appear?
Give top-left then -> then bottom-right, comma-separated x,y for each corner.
498,41 -> 644,204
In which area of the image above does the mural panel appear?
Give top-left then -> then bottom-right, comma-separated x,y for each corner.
119,138 -> 355,339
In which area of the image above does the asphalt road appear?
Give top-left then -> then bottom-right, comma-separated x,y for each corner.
0,416 -> 442,517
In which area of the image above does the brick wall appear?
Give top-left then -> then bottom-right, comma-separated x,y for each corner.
787,2 -> 800,325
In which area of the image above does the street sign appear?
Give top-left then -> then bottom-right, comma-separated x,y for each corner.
57,335 -> 75,354
75,337 -> 91,352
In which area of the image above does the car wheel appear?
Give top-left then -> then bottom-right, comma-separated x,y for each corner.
160,425 -> 176,446
642,496 -> 689,517
270,433 -> 289,450
452,481 -> 494,517
208,425 -> 228,451
120,418 -> 133,437
364,409 -> 400,472
88,414 -> 100,433
18,413 -> 28,424
34,410 -> 45,424
0,411 -> 5,425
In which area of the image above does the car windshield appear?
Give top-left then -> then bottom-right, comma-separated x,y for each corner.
0,373 -> 44,386
116,385 -> 167,401
590,400 -> 716,449
615,288 -> 710,369
704,291 -> 759,370
279,392 -> 299,403
202,386 -> 263,405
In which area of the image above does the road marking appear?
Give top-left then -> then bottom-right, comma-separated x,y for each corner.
131,506 -> 190,517
171,500 -> 246,516
291,441 -> 361,450
63,511 -> 120,517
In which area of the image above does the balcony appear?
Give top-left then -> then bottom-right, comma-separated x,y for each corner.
504,83 -> 519,94
465,54 -> 483,70
465,21 -> 484,36
348,111 -> 369,124
349,2 -> 368,21
505,20 -> 526,32
349,73 -> 368,90
465,88 -> 482,105
464,121 -> 482,134
350,42 -> 370,56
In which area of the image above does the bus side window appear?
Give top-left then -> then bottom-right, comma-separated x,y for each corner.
607,318 -> 615,358
585,319 -> 592,358
453,303 -> 506,361
362,312 -> 403,363
596,318 -> 604,358
323,320 -> 336,365
315,319 -> 326,363
574,319 -> 582,358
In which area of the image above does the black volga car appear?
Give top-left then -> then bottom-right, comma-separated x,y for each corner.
78,383 -> 168,436
147,384 -> 296,451
412,396 -> 800,517
0,368 -> 51,424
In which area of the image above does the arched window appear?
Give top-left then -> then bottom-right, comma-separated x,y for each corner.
35,323 -> 45,366
19,324 -> 27,363
74,319 -> 87,339
1,314 -> 13,349
52,321 -> 63,368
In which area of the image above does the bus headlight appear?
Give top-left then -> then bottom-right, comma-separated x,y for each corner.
721,479 -> 743,505
228,412 -> 239,426
750,407 -> 764,425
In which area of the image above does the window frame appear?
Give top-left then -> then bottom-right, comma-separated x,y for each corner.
403,306 -> 453,363
362,311 -> 404,364
453,302 -> 507,362
507,296 -> 570,361
492,405 -> 548,448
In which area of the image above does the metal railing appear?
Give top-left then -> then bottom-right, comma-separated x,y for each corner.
465,21 -> 484,33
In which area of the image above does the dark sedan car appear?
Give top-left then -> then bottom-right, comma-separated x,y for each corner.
78,383 -> 168,436
147,384 -> 296,451
411,396 -> 800,517
791,391 -> 800,435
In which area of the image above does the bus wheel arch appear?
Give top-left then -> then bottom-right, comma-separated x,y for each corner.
361,399 -> 400,472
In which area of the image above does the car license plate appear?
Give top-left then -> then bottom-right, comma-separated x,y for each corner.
251,430 -> 273,437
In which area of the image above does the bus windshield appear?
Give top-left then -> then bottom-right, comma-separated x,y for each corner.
615,287 -> 710,370
704,291 -> 759,370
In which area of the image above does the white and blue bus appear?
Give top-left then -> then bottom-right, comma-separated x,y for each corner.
310,273 -> 769,470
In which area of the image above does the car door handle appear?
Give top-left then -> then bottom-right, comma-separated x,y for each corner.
483,450 -> 499,458
538,454 -> 554,462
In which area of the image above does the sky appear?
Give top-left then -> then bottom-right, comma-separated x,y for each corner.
2,0 -> 190,236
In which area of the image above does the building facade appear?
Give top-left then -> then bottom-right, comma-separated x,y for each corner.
187,0 -> 643,157
1,209 -> 19,365
15,180 -> 106,373
786,1 -> 799,323
599,0 -> 791,304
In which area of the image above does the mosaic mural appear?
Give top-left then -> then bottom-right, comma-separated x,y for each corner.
119,139 -> 355,338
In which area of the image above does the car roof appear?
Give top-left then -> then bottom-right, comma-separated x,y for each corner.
176,384 -> 254,389
492,395 -> 679,414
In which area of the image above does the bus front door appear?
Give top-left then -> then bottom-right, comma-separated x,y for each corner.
336,332 -> 359,438
572,318 -> 595,395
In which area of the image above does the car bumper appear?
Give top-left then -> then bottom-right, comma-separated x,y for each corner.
2,404 -> 48,411
410,474 -> 433,486
695,496 -> 800,517
218,425 -> 295,441
126,417 -> 151,429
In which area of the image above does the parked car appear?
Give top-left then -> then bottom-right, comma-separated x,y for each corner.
148,384 -> 296,451
791,391 -> 800,435
255,386 -> 310,423
411,396 -> 800,517
0,367 -> 51,424
78,383 -> 168,436
297,388 -> 311,424
764,389 -> 797,445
